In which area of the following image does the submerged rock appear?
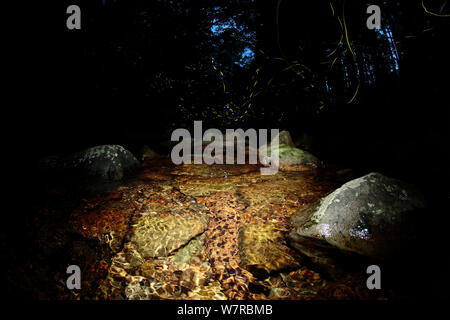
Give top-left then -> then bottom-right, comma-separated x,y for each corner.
187,281 -> 228,300
71,205 -> 133,254
131,215 -> 208,258
134,257 -> 224,300
261,143 -> 319,171
125,276 -> 155,300
238,224 -> 300,279
289,172 -> 426,261
174,234 -> 206,265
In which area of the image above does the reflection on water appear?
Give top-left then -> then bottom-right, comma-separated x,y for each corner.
17,159 -> 399,300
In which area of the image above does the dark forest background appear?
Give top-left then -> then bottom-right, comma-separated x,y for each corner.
9,0 -> 450,192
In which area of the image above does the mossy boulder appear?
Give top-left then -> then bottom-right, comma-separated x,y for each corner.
277,131 -> 295,148
278,130 -> 295,148
261,143 -> 319,171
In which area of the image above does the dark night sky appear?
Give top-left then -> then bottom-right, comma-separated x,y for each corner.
8,0 -> 450,192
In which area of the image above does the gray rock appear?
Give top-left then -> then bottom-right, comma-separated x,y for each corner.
72,145 -> 140,180
289,172 -> 426,260
40,145 -> 140,182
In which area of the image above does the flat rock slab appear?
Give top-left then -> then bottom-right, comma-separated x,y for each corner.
173,234 -> 206,265
131,215 -> 208,258
239,224 -> 300,278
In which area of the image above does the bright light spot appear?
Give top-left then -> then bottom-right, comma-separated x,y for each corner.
236,47 -> 255,67
210,18 -> 241,35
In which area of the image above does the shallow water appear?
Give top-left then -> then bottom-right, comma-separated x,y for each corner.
13,159 -> 401,300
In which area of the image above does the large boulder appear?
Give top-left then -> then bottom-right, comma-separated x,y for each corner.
277,131 -> 295,148
289,172 -> 426,261
40,145 -> 140,182
261,143 -> 319,171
